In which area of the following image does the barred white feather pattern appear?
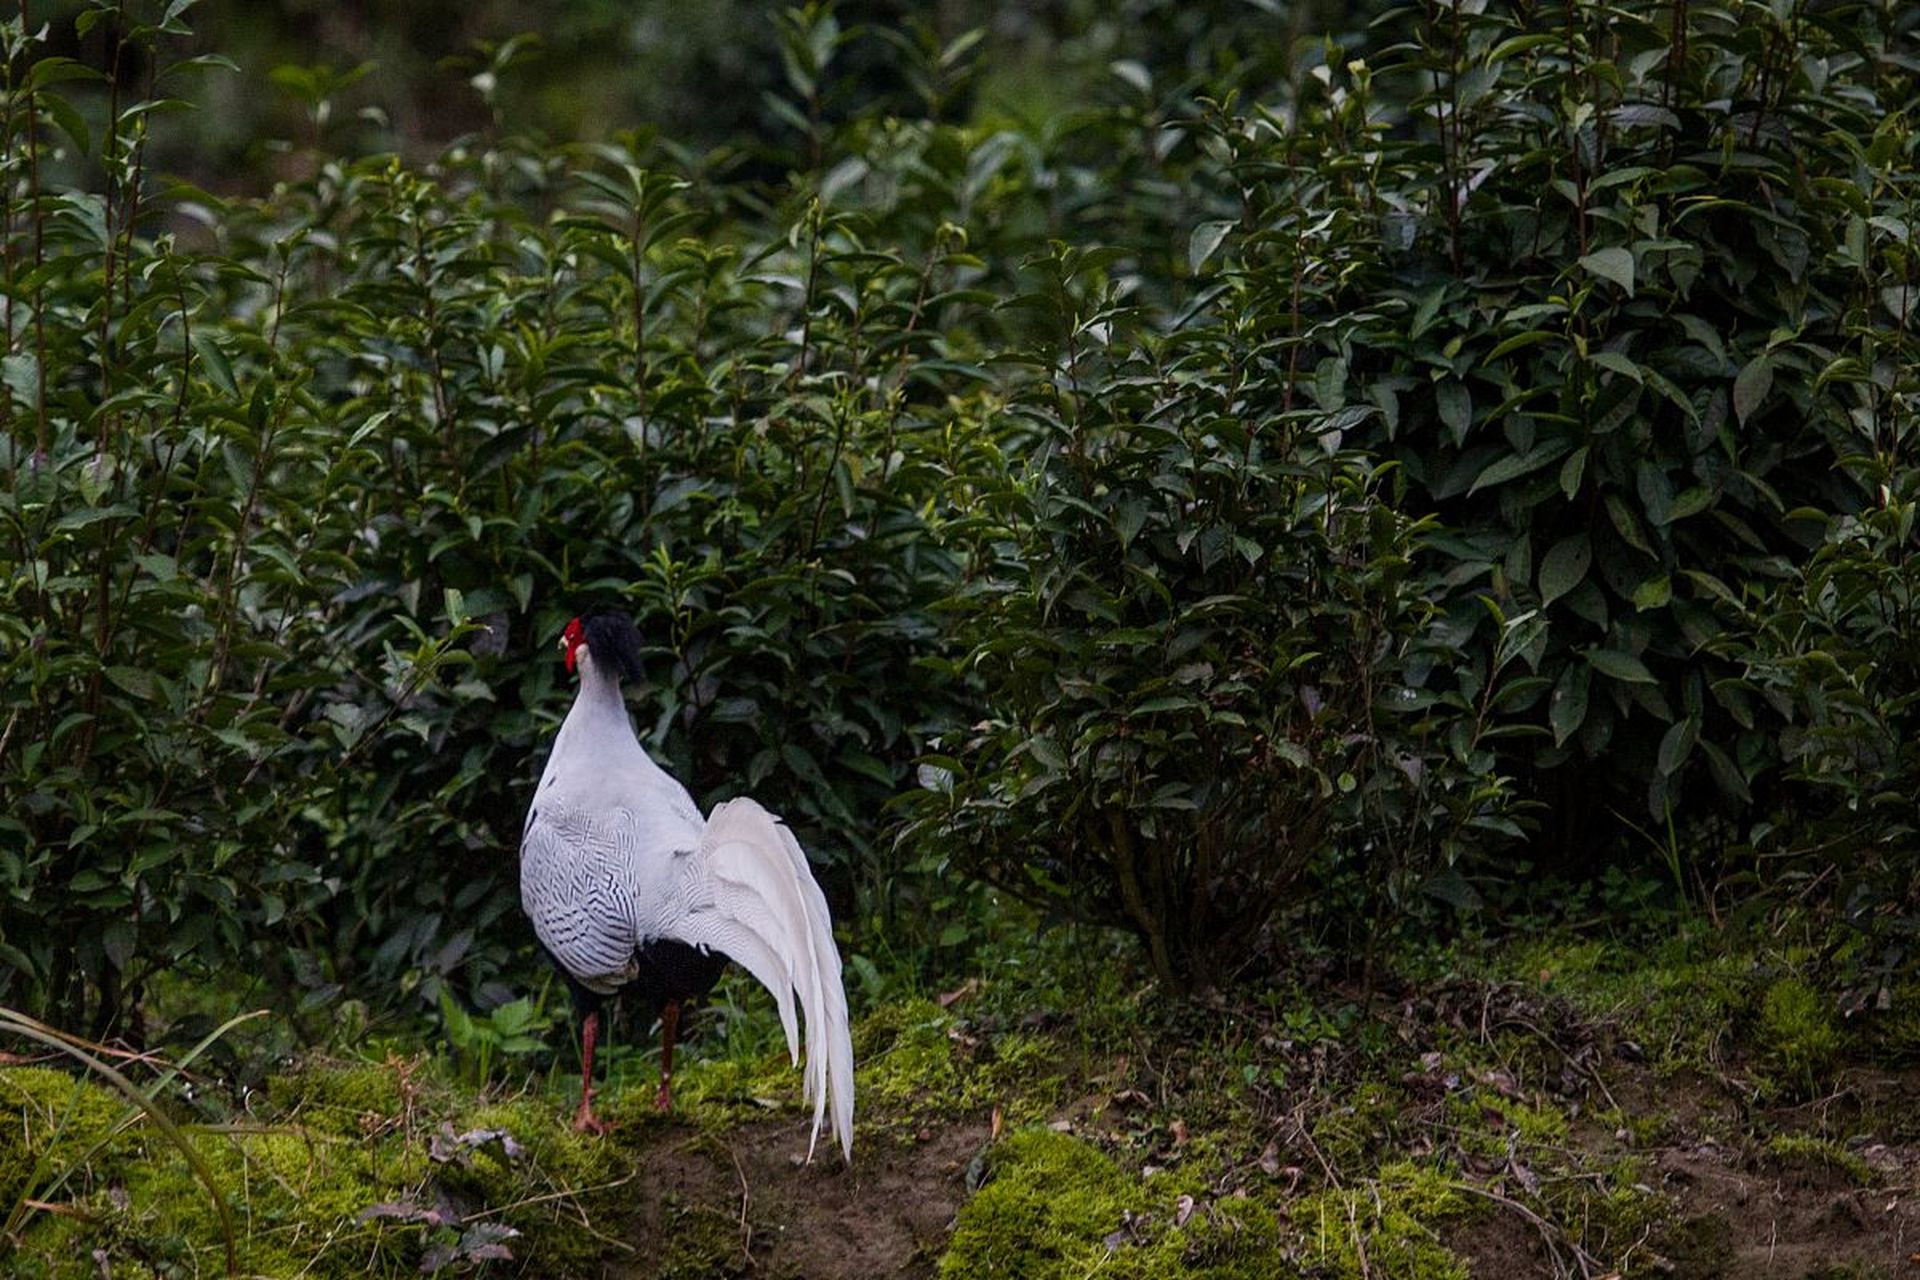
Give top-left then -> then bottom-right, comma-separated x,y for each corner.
520,808 -> 646,993
521,638 -> 855,1161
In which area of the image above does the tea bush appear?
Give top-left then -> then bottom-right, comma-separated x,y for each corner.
903,231 -> 1524,988
1,0 -> 1916,1022
1336,0 -> 1918,853
0,6 -> 1007,1031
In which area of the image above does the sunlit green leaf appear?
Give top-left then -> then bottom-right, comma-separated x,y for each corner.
1578,247 -> 1635,295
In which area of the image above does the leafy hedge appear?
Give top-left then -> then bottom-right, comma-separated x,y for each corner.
2,0 -> 1916,1022
0,6 -> 1006,1031
1341,0 -> 1920,847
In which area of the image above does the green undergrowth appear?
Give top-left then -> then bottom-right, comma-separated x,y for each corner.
940,1127 -> 1284,1279
0,1066 -> 135,1212
0,957 -> 1113,1277
662,991 -> 1076,1146
1293,1162 -> 1479,1280
940,1129 -> 1485,1280
0,1054 -> 622,1278
1763,1134 -> 1874,1186
852,999 -> 1069,1131
1503,933 -> 1754,1072
4,914 -> 1913,1277
1492,924 -> 1918,1096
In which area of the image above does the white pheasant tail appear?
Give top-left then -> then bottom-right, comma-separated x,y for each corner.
681,798 -> 855,1162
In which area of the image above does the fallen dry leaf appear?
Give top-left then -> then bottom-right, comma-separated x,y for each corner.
938,978 -> 981,1008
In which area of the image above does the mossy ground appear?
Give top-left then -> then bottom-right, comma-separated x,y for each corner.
0,1050 -> 635,1278
4,916 -> 1918,1277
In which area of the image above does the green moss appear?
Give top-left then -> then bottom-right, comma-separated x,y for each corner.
460,1096 -> 620,1188
940,1028 -> 1070,1128
1105,1193 -> 1287,1280
198,1128 -> 421,1270
856,1001 -> 1066,1137
856,999 -> 962,1106
1446,1089 -> 1570,1159
0,1067 -> 134,1205
938,1128 -> 1126,1277
1543,1165 -> 1671,1276
1310,1081 -> 1398,1171
655,1194 -> 750,1280
13,1121 -> 425,1278
1657,1212 -> 1734,1280
430,1093 -> 631,1274
1500,934 -> 1877,1100
1758,978 -> 1843,1087
667,1045 -> 809,1134
0,1066 -> 128,1132
1594,1105 -> 1669,1147
1764,1134 -> 1873,1186
1508,936 -> 1753,1074
939,1127 -> 1269,1279
1294,1161 -> 1476,1280
4,1057 -> 639,1280
0,1069 -> 151,1280
264,1054 -> 424,1139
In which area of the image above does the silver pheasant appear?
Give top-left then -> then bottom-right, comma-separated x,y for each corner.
520,609 -> 854,1161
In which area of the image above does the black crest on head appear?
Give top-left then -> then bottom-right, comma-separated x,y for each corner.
580,608 -> 647,683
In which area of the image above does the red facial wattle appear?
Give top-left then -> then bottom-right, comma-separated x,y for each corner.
561,618 -> 585,674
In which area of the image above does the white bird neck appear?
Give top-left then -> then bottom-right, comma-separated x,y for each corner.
537,644 -> 695,817
543,648 -> 675,798
560,650 -> 640,745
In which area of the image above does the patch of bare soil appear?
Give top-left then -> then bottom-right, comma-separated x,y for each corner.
607,1117 -> 989,1280
1442,1067 -> 1920,1279
1652,1131 -> 1920,1279
1448,1204 -> 1558,1276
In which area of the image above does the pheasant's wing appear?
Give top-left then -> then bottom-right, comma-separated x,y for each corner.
519,805 -> 641,993
660,797 -> 854,1163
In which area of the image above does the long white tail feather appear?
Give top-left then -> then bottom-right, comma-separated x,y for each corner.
688,798 -> 855,1162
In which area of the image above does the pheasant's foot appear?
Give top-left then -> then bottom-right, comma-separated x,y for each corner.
573,1086 -> 612,1135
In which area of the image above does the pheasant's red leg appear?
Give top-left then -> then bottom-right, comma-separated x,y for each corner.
573,1010 -> 610,1134
655,1000 -> 681,1112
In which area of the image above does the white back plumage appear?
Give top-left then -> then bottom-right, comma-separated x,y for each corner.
522,640 -> 855,1162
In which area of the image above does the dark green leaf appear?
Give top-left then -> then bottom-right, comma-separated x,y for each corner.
1436,380 -> 1472,446
1188,221 -> 1234,274
1549,662 -> 1590,748
1733,355 -> 1772,425
1538,535 -> 1591,607
1584,648 -> 1657,685
1656,716 -> 1699,776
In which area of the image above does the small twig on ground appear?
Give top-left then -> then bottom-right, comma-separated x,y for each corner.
1292,1109 -> 1343,1190
459,1171 -> 640,1255
1446,1179 -> 1601,1280
724,1138 -> 754,1257
1348,1190 -> 1373,1279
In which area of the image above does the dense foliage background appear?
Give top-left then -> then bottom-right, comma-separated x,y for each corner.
0,0 -> 1915,1046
